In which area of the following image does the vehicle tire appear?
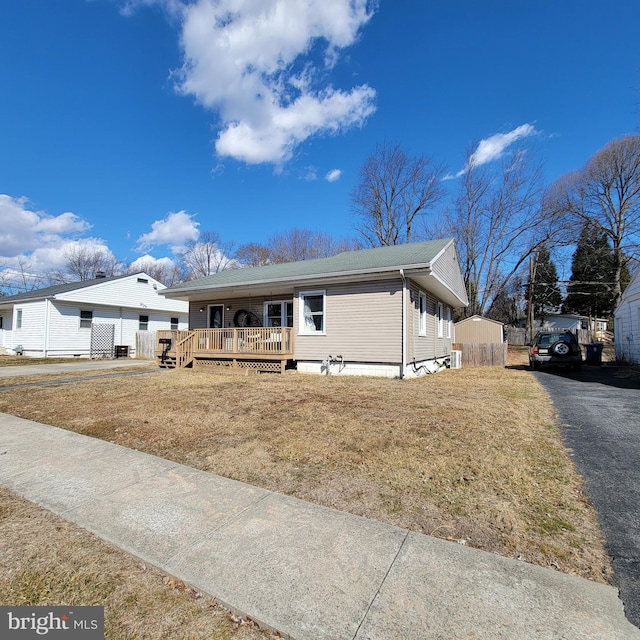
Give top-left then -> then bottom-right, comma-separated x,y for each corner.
530,360 -> 540,371
551,341 -> 571,358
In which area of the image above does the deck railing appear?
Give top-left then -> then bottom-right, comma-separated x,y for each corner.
157,327 -> 294,364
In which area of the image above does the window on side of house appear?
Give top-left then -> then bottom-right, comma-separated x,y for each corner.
80,310 -> 93,329
0,316 -> 3,329
299,290 -> 325,334
170,317 -> 179,330
445,307 -> 452,338
437,302 -> 444,338
16,309 -> 22,330
419,291 -> 427,336
139,315 -> 149,331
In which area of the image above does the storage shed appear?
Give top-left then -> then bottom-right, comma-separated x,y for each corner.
454,315 -> 504,344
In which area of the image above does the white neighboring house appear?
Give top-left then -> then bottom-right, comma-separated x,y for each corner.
0,273 -> 189,358
614,270 -> 640,364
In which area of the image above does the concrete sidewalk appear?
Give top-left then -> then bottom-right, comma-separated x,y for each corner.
1,413 -> 638,640
0,359 -> 154,379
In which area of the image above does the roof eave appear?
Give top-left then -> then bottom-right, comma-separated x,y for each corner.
161,263 -> 435,299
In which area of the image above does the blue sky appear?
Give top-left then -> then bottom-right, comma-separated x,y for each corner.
1,0 -> 639,282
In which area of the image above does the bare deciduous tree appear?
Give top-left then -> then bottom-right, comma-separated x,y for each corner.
235,243 -> 272,267
546,134 -> 640,308
50,245 -> 119,282
265,228 -> 359,263
180,231 -> 237,278
124,259 -> 186,287
351,142 -> 446,246
443,149 -> 545,317
0,256 -> 47,295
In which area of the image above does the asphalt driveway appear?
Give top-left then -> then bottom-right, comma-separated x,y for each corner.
534,364 -> 640,628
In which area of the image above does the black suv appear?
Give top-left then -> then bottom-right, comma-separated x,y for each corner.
529,331 -> 582,371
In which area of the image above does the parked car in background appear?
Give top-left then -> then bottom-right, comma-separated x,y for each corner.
529,331 -> 582,371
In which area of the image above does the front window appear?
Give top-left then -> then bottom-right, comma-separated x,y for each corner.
80,310 -> 93,329
419,291 -> 427,336
265,301 -> 294,327
139,315 -> 149,331
299,290 -> 325,334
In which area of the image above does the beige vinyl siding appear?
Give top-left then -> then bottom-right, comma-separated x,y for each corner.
408,284 -> 452,361
409,284 -> 436,361
454,316 -> 504,343
189,296 -> 292,330
431,242 -> 468,305
294,279 -> 402,363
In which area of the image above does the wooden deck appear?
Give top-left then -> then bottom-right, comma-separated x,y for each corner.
156,328 -> 294,373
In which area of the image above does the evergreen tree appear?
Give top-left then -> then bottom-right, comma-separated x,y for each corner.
563,224 -> 616,317
530,245 -> 562,315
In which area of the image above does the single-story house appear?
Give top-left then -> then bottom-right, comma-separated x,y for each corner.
614,270 -> 640,364
0,273 -> 189,358
454,315 -> 505,344
159,239 -> 469,378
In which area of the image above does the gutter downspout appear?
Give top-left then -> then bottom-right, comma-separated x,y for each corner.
400,269 -> 406,379
43,298 -> 52,357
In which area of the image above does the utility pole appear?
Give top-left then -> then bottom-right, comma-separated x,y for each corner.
526,252 -> 537,344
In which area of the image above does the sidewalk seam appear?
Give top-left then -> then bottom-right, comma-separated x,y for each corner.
351,530 -> 410,640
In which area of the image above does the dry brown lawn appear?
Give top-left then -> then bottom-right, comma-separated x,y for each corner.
0,347 -> 611,586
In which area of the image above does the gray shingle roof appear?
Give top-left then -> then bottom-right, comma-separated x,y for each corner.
0,274 -> 131,305
163,239 -> 453,296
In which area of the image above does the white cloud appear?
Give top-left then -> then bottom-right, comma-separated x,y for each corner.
164,0 -> 377,165
449,124 -> 538,178
325,168 -> 342,182
0,194 -> 91,258
135,210 -> 200,253
128,254 -> 177,272
27,239 -> 117,274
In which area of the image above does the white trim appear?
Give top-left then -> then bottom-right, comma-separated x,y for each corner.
437,302 -> 444,338
298,290 -> 326,335
418,290 -> 427,336
264,299 -> 294,327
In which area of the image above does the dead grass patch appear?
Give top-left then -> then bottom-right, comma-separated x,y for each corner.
0,362 -> 611,585
0,356 -> 88,367
0,487 -> 277,639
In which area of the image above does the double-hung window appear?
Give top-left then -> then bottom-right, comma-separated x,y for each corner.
419,291 -> 427,336
170,317 -> 179,330
80,310 -> 93,329
437,303 -> 444,338
445,307 -> 452,338
299,290 -> 325,334
139,315 -> 149,331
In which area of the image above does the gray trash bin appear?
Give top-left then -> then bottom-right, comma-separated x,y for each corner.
585,343 -> 603,366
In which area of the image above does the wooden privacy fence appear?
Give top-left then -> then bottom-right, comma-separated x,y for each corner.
135,331 -> 157,360
452,343 -> 508,367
